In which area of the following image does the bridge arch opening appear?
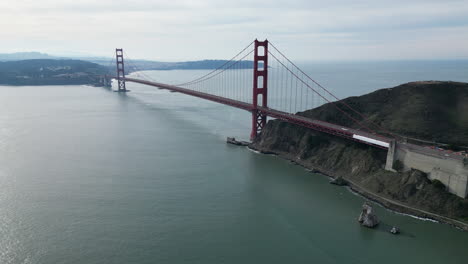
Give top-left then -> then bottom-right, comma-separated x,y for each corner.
257,61 -> 264,71
257,94 -> 264,107
257,45 -> 265,56
257,76 -> 264,89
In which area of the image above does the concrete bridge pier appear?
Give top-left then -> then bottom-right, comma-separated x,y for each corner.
385,140 -> 397,172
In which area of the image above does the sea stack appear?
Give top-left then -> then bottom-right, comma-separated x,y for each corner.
358,203 -> 380,228
390,226 -> 400,234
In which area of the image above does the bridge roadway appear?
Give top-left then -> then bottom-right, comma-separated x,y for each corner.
123,77 -> 391,149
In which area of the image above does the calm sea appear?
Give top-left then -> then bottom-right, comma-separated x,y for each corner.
0,60 -> 467,264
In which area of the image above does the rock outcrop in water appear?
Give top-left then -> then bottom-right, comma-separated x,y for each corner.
250,81 -> 468,229
358,203 -> 379,228
226,137 -> 250,146
330,176 -> 348,186
390,226 -> 400,234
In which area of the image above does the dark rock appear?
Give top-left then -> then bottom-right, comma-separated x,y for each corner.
226,137 -> 249,146
259,150 -> 276,155
358,203 -> 380,228
390,226 -> 400,234
330,176 -> 348,186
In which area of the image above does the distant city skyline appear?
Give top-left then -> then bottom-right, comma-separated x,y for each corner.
2,0 -> 468,61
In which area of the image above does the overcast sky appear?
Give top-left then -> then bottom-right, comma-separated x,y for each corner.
1,0 -> 468,61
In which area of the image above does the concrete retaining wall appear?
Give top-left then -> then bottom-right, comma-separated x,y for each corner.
385,141 -> 468,198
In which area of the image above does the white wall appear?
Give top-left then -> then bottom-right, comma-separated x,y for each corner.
386,142 -> 468,198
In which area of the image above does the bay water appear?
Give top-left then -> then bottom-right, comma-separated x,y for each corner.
0,60 -> 467,263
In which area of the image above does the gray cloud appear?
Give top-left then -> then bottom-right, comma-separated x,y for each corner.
1,0 -> 467,60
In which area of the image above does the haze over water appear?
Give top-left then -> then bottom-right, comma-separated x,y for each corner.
1,60 -> 468,263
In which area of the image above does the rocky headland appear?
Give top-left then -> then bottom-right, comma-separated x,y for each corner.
250,81 -> 468,230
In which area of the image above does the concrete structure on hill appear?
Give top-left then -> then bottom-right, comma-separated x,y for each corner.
386,141 -> 468,198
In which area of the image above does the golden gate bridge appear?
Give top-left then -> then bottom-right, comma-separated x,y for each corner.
111,39 -> 392,149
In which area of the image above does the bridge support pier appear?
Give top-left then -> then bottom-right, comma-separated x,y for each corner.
385,140 -> 397,172
250,40 -> 268,141
115,48 -> 128,92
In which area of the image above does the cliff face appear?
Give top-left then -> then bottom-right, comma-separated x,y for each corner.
251,81 -> 468,223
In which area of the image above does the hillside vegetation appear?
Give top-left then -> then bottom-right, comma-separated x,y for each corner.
299,81 -> 468,146
0,59 -> 108,86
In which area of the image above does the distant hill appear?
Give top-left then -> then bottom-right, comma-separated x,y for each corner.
0,59 -> 109,86
0,52 -> 256,71
0,52 -> 59,61
87,58 -> 256,71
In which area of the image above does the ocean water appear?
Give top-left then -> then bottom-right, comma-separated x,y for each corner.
0,60 -> 467,264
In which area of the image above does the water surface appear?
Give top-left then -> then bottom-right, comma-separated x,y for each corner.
0,60 -> 467,263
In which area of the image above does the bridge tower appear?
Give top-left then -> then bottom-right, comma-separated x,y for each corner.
115,48 -> 127,92
250,40 -> 269,141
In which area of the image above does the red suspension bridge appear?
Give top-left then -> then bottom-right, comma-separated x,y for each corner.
111,40 -> 392,149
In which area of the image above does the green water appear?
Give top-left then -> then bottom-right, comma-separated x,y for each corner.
1,60 -> 468,263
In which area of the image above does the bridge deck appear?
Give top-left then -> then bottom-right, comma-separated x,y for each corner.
123,77 -> 391,149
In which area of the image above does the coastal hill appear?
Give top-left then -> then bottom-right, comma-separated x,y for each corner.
0,59 -> 108,86
88,58 -> 256,71
301,81 -> 468,147
0,51 -> 256,72
251,81 -> 468,224
0,51 -> 257,86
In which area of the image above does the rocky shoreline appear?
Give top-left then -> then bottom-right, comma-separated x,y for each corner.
246,82 -> 468,231
247,144 -> 468,231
